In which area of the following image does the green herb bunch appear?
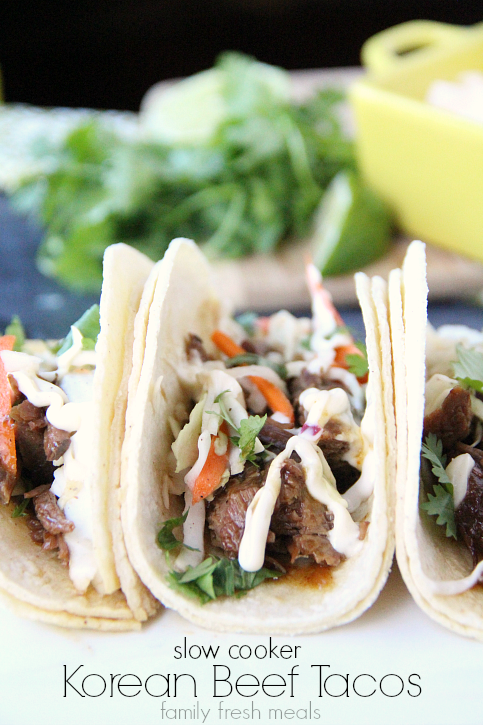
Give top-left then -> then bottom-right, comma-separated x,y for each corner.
11,53 -> 354,293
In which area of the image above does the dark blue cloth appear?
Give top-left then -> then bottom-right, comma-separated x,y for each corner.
1,193 -> 482,340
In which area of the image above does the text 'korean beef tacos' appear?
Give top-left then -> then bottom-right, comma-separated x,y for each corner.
0,244 -> 158,629
390,240 -> 483,640
120,238 -> 395,633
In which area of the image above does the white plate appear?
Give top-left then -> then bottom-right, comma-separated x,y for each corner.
0,562 -> 481,725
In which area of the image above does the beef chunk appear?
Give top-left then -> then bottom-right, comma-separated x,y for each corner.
258,418 -> 293,452
207,456 -> 345,568
10,401 -> 54,484
423,386 -> 473,451
455,460 -> 483,566
207,464 -> 267,556
0,468 -> 17,505
317,418 -> 349,462
44,423 -> 72,461
287,535 -> 343,567
271,458 -> 342,566
185,333 -> 210,362
329,460 -> 361,495
33,490 -> 75,535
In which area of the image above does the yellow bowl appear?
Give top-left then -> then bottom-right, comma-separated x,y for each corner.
349,20 -> 483,262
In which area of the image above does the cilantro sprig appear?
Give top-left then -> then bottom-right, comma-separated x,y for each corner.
168,556 -> 280,603
346,341 -> 369,379
208,391 -> 266,465
11,499 -> 30,519
452,345 -> 483,394
56,304 -> 100,356
420,433 -> 457,539
157,511 -> 189,551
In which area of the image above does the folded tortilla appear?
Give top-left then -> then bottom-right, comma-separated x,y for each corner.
120,238 -> 395,634
390,240 -> 483,641
0,243 -> 159,629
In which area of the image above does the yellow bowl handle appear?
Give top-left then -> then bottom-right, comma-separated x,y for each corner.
361,20 -> 469,75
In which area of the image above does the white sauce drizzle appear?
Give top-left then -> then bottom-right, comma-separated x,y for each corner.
1,329 -> 99,594
239,437 -> 362,572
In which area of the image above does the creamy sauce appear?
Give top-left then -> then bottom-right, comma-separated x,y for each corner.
1,328 -> 99,594
239,437 -> 362,572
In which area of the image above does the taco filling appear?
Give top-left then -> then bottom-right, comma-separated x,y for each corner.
419,324 -> 483,593
160,264 -> 375,601
0,307 -> 103,594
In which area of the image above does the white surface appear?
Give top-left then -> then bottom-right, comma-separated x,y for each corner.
0,562 -> 481,725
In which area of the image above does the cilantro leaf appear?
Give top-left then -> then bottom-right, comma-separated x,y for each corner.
209,391 -> 266,464
421,434 -> 456,538
4,316 -> 26,351
168,555 -> 281,603
421,485 -> 457,539
421,434 -> 452,487
11,499 -> 29,518
156,510 -> 189,551
452,345 -> 483,394
237,414 -> 267,461
346,342 -> 368,378
56,304 -> 100,356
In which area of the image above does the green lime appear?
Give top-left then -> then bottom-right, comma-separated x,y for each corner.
311,170 -> 393,277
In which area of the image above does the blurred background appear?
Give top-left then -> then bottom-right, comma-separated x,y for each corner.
3,0 -> 483,111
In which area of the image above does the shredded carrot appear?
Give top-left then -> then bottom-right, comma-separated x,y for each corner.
211,330 -> 245,358
249,376 -> 295,426
333,344 -> 368,384
211,329 -> 295,424
0,336 -> 17,477
192,423 -> 229,505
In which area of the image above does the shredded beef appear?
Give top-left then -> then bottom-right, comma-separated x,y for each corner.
185,333 -> 210,362
258,418 -> 293,452
207,464 -> 267,556
10,401 -> 54,484
270,458 -> 342,566
0,468 -> 17,505
287,535 -> 342,567
423,386 -> 473,451
44,423 -> 72,461
207,456 -> 343,567
33,490 -> 75,535
455,460 -> 483,566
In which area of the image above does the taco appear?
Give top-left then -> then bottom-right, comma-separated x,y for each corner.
390,240 -> 483,640
0,243 -> 159,629
120,238 -> 395,634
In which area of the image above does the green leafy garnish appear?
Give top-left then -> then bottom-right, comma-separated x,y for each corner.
168,556 -> 280,603
209,391 -> 266,464
231,414 -> 267,463
421,434 -> 456,538
4,316 -> 26,351
346,342 -> 369,379
225,353 -> 287,379
56,304 -> 100,356
9,53 -> 354,293
452,345 -> 483,394
11,499 -> 29,518
156,511 -> 189,551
